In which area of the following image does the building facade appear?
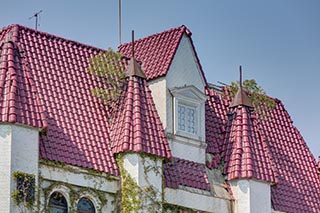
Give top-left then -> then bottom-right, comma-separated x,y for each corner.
0,24 -> 319,212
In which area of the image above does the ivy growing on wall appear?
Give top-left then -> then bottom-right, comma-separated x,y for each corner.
115,153 -> 163,213
12,171 -> 36,212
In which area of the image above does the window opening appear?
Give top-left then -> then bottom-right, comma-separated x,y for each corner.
48,192 -> 68,213
77,197 -> 96,213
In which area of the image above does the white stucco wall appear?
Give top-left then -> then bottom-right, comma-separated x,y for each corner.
148,77 -> 167,129
0,124 -> 39,213
122,153 -> 163,212
166,34 -> 206,92
39,163 -> 118,212
164,188 -> 231,213
168,136 -> 206,163
230,179 -> 271,213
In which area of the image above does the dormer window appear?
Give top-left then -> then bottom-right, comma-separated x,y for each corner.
170,85 -> 207,140
178,104 -> 197,134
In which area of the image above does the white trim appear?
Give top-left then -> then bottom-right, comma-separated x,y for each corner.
170,85 -> 207,141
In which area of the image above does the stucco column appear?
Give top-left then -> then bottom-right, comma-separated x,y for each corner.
0,125 -> 39,213
118,153 -> 163,213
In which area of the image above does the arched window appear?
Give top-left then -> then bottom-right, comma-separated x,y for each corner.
48,192 -> 68,213
77,197 -> 96,213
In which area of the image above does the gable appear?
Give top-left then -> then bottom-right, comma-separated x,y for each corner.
166,34 -> 206,92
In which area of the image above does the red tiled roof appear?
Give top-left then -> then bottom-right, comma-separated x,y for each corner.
0,25 -> 47,129
206,88 -> 320,212
164,157 -> 210,191
109,61 -> 171,158
222,105 -> 277,183
0,24 -> 119,176
119,25 -> 207,85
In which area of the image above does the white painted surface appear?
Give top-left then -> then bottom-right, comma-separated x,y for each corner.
39,163 -> 118,193
164,188 -> 231,213
0,124 -> 39,213
230,179 -> 271,213
168,136 -> 206,163
39,164 -> 118,212
0,125 -> 12,212
148,77 -> 167,129
122,154 -> 163,212
166,34 -> 206,92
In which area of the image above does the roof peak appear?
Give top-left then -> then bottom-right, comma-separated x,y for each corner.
126,57 -> 146,79
230,66 -> 253,108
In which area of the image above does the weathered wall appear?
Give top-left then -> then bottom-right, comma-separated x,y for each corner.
0,124 -> 39,212
164,188 -> 231,213
230,179 -> 271,213
39,163 -> 118,212
121,153 -> 163,212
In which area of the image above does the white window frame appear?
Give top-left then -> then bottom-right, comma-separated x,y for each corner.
175,98 -> 201,139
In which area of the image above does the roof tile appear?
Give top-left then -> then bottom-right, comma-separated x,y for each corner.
206,87 -> 320,212
109,66 -> 171,159
164,157 -> 210,191
0,24 -> 119,176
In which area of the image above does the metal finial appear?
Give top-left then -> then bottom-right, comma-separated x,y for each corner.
132,30 -> 135,58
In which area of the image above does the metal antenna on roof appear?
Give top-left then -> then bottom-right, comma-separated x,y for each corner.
239,65 -> 243,90
118,0 -> 122,45
29,10 -> 42,30
132,30 -> 135,58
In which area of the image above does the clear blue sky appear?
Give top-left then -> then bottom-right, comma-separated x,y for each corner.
1,0 -> 319,158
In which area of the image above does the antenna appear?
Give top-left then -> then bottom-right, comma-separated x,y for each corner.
132,30 -> 135,58
239,65 -> 243,90
118,0 -> 122,45
29,10 -> 42,30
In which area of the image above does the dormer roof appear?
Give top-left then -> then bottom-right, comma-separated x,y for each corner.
119,25 -> 207,85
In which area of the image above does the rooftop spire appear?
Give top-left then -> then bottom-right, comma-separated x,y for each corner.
229,65 -> 253,108
126,30 -> 146,78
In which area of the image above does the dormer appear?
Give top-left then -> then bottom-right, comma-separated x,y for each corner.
170,85 -> 207,141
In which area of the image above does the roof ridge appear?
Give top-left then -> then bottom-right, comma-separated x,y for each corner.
0,24 -> 107,53
119,25 -> 188,48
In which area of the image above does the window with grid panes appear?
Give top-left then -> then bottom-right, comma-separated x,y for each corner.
178,104 -> 197,134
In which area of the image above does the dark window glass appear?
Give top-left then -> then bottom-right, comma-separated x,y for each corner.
48,192 -> 68,213
77,197 -> 95,213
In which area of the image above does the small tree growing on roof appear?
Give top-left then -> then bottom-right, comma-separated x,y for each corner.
226,78 -> 276,117
87,48 -> 126,106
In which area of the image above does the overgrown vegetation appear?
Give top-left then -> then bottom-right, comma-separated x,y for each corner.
226,79 -> 276,116
88,48 -> 126,106
115,154 -> 163,213
12,171 -> 36,212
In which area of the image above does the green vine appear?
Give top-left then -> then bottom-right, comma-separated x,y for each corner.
116,154 -> 163,212
12,171 -> 36,212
